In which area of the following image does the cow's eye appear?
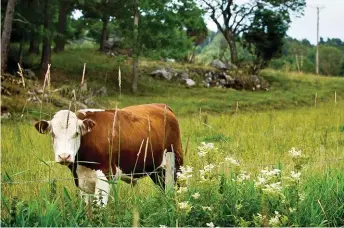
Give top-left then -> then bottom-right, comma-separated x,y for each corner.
52,132 -> 56,138
72,132 -> 80,138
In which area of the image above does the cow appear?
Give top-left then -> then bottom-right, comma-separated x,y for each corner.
34,103 -> 183,206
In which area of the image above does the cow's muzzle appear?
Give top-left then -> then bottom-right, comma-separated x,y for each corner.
58,153 -> 72,165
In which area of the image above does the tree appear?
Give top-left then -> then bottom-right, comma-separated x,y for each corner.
80,0 -> 122,51
1,0 -> 17,73
131,0 -> 139,93
319,45 -> 343,76
41,0 -> 55,72
55,0 -> 75,52
199,0 -> 306,64
243,8 -> 288,73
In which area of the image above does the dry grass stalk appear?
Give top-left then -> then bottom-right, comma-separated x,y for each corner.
118,66 -> 121,99
81,63 -> 86,87
236,101 -> 239,113
335,91 -> 337,104
315,93 -> 317,106
42,64 -> 51,92
143,137 -> 149,171
17,63 -> 25,88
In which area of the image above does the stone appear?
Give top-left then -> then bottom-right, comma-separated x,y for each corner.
219,79 -> 227,86
24,69 -> 37,80
165,58 -> 176,63
151,68 -> 173,81
77,101 -> 88,109
227,62 -> 238,70
184,79 -> 196,87
93,86 -> 108,97
84,98 -> 96,107
211,59 -> 227,70
179,72 -> 189,80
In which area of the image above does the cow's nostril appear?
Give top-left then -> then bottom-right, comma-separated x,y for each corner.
66,154 -> 71,160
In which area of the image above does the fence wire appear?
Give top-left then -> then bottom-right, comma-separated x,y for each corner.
2,158 -> 343,185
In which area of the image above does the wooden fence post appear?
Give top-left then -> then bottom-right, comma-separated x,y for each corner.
165,152 -> 175,193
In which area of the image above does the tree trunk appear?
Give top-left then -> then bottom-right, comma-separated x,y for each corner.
226,32 -> 238,64
41,0 -> 52,74
1,0 -> 17,73
131,0 -> 139,94
18,36 -> 24,66
99,14 -> 109,51
55,1 -> 69,52
29,36 -> 40,55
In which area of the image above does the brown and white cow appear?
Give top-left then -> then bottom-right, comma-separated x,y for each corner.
34,103 -> 183,205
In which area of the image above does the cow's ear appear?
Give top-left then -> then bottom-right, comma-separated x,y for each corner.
79,119 -> 96,135
35,120 -> 51,134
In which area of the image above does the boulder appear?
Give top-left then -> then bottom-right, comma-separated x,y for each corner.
211,59 -> 227,70
93,86 -> 108,97
24,69 -> 37,80
151,68 -> 173,81
227,62 -> 238,70
1,106 -> 11,119
84,98 -> 96,107
77,101 -> 88,109
165,58 -> 176,63
184,79 -> 196,87
179,72 -> 189,80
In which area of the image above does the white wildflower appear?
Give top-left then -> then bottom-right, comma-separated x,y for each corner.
262,182 -> 282,194
289,147 -> 302,158
202,206 -> 212,211
299,193 -> 306,201
236,171 -> 251,183
235,203 -> 243,210
290,171 -> 301,181
224,156 -> 240,166
289,207 -> 296,213
159,225 -> 167,228
177,166 -> 193,182
192,192 -> 200,199
178,201 -> 192,212
268,211 -> 281,227
206,222 -> 215,228
198,142 -> 217,157
199,164 -> 216,182
176,187 -> 188,194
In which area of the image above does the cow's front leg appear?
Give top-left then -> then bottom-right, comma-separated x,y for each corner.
94,170 -> 110,206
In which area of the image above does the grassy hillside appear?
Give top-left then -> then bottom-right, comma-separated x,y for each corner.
2,47 -> 344,119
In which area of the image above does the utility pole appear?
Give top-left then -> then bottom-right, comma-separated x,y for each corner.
312,5 -> 325,75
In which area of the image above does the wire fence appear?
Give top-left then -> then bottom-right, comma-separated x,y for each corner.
2,157 -> 344,186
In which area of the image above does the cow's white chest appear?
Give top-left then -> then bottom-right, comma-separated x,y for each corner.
76,165 -> 97,193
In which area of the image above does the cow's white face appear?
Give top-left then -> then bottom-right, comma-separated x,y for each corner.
35,110 -> 96,165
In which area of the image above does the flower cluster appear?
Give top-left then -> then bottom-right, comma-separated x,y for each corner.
178,201 -> 192,213
255,167 -> 283,196
198,142 -> 217,157
199,164 -> 216,182
177,165 -> 193,184
268,211 -> 282,226
288,147 -> 302,158
224,156 -> 240,166
234,170 -> 251,183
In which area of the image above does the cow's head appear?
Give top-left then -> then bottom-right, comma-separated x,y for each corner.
34,110 -> 96,165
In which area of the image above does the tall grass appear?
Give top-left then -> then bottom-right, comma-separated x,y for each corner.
1,102 -> 344,226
